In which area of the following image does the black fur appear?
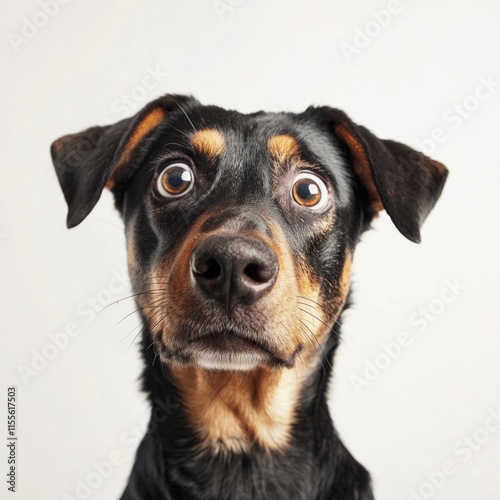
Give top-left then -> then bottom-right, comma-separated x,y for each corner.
51,95 -> 447,500
118,311 -> 374,500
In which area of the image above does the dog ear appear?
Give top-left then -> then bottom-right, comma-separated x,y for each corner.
51,94 -> 196,228
325,108 -> 448,243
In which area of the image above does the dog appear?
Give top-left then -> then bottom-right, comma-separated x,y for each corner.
51,94 -> 448,500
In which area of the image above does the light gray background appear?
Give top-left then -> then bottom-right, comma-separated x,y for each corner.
2,1 -> 500,499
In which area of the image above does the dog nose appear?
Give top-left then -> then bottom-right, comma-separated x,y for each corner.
191,235 -> 278,311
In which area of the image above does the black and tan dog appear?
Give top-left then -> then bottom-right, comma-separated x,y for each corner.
51,94 -> 447,500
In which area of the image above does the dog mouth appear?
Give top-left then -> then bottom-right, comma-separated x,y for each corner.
160,330 -> 302,371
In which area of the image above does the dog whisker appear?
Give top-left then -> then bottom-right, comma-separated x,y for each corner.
113,300 -> 170,354
294,314 -> 333,372
116,296 -> 168,326
170,95 -> 197,134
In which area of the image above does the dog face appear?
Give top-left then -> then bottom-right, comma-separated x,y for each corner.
51,95 -> 448,374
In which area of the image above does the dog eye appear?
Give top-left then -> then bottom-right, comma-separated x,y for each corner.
291,173 -> 329,210
157,163 -> 194,198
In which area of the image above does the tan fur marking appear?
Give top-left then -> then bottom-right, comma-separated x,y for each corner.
126,231 -> 137,277
336,250 -> 352,311
334,124 -> 384,213
191,129 -> 225,160
106,107 -> 166,189
433,160 -> 448,176
170,366 -> 307,453
51,136 -> 67,153
139,211 -> 352,454
268,134 -> 300,164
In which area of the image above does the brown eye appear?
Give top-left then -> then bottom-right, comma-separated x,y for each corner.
157,163 -> 194,198
291,173 -> 329,210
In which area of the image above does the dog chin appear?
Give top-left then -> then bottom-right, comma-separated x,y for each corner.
191,349 -> 265,371
171,334 -> 275,371
159,330 -> 297,371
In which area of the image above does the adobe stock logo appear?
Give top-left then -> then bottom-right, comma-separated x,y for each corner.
8,0 -> 73,53
103,65 -> 169,122
17,268 -> 129,385
340,0 -> 403,63
60,452 -> 124,500
61,396 -> 178,500
350,277 -> 467,394
408,406 -> 500,500
414,76 -> 499,156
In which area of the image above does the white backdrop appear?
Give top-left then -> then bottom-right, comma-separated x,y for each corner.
2,1 -> 500,499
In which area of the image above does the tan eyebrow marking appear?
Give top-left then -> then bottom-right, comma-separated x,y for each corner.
333,123 -> 383,213
268,134 -> 300,163
191,129 -> 225,160
106,107 -> 166,189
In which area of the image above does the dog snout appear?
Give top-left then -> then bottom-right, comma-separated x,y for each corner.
190,235 -> 278,311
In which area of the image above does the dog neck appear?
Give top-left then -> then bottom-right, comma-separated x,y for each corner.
167,361 -> 312,453
141,323 -> 332,449
125,315 -> 372,499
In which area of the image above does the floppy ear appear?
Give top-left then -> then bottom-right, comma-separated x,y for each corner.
50,94 -> 196,228
325,108 -> 448,243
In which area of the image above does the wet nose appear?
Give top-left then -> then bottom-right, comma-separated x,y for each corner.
191,235 -> 278,311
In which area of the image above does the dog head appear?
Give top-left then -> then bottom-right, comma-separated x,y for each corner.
51,94 -> 448,373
